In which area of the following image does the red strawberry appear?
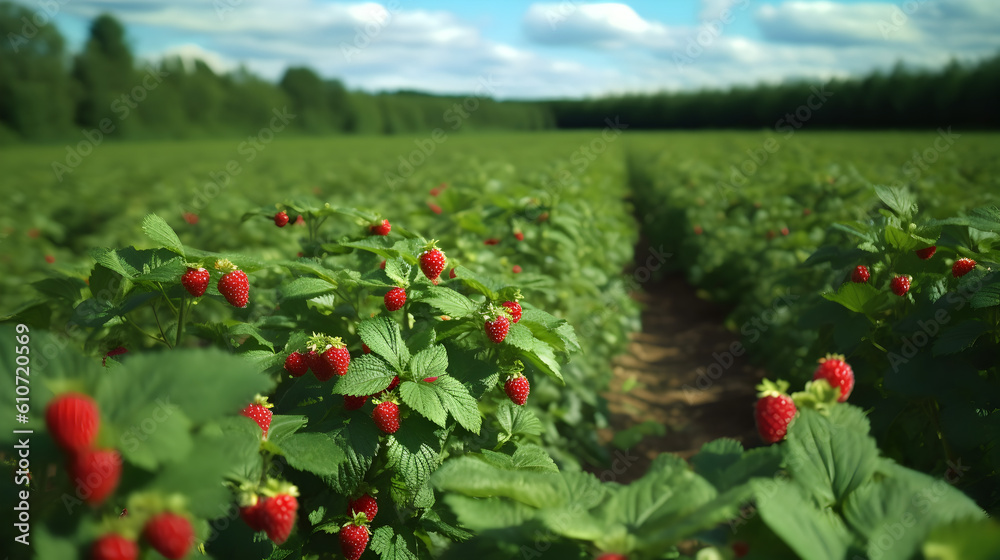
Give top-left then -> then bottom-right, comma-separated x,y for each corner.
732,541 -> 750,558
485,315 -> 510,344
340,521 -> 370,560
915,246 -> 936,260
851,265 -> 870,283
344,395 -> 368,411
241,397 -> 273,437
284,351 -> 309,377
90,533 -> 138,560
803,208 -> 812,216
348,493 -> 378,522
274,211 -> 289,227
70,448 -> 121,505
428,202 -> 442,215
384,287 -> 406,312
952,258 -> 976,278
240,498 -> 264,531
305,349 -> 325,378
143,512 -> 194,560
103,346 -> 128,366
362,343 -> 371,354
754,392 -> 796,444
294,215 -> 305,225
422,376 -> 438,383
181,267 -> 210,297
46,392 -> 99,452
514,232 -> 524,241
323,339 -> 351,378
694,225 -> 703,235
419,243 -> 447,281
430,187 -> 441,197
260,493 -> 298,545
182,212 -> 199,225
215,259 -> 249,308
504,374 -> 530,406
780,227 -> 790,236
383,375 -> 401,393
45,254 -> 56,264
449,268 -> 457,279
369,218 -> 391,236
812,354 -> 854,402
502,301 -> 522,323
890,275 -> 911,297
595,555 -> 627,560
484,238 -> 500,246
372,401 -> 400,434
512,265 -> 522,274
379,260 -> 386,270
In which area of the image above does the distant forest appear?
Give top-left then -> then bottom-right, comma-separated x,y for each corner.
2,3 -> 998,142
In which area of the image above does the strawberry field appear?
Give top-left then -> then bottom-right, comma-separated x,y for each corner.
2,130 -> 999,560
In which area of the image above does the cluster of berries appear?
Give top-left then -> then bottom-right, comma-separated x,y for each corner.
754,355 -> 855,444
851,246 -> 978,297
181,259 -> 250,308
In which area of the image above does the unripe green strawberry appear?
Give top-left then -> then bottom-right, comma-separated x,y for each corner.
143,512 -> 194,560
46,392 -> 99,452
812,354 -> 854,402
90,533 -> 138,560
952,258 -> 976,278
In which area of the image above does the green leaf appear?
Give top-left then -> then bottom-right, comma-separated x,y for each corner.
383,258 -> 410,287
754,478 -> 853,560
430,376 -> 482,434
785,408 -> 879,505
885,225 -> 918,251
875,185 -> 917,219
417,286 -> 478,318
141,213 -> 185,255
933,320 -> 990,356
227,322 -> 275,351
358,316 -> 411,373
432,455 -> 563,508
400,380 -> 447,427
385,416 -> 442,502
451,265 -> 498,299
822,281 -> 881,314
368,526 -> 418,560
602,453 -> 718,530
280,277 -> 337,300
90,247 -> 136,279
409,345 -> 448,379
511,444 -> 558,472
969,283 -> 1000,309
320,419 -> 379,494
277,432 -> 348,476
441,495 -> 536,531
496,400 -> 543,437
116,404 -> 194,471
335,354 -> 396,396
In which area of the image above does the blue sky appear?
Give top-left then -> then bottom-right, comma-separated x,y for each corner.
25,0 -> 1000,99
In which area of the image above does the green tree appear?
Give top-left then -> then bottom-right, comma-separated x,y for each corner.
71,14 -> 134,132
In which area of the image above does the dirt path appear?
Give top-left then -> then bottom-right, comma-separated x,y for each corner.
597,274 -> 765,483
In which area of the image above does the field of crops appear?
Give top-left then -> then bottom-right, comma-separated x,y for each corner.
2,130 -> 999,559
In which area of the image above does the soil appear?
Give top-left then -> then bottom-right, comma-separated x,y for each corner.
596,274 -> 766,484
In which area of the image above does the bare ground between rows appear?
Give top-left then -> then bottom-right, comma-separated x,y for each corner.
595,274 -> 766,484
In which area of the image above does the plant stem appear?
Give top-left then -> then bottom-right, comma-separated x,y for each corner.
175,294 -> 186,347
125,316 -> 170,347
152,304 -> 173,349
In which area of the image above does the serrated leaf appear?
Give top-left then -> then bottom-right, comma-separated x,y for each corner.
441,494 -> 536,531
141,213 -> 185,255
451,265 -> 498,299
755,479 -> 853,560
417,286 -> 478,318
335,354 -> 396,396
384,258 -> 410,287
431,376 -> 482,434
822,281 -> 881,314
875,185 -> 917,219
496,400 -> 543,437
512,444 -> 558,472
400,380 -> 447,427
409,345 -> 448,379
358,316 -> 411,373
368,526 -> 418,560
933,320 -> 990,356
90,247 -> 137,279
385,416 -> 442,500
321,419 -> 379,494
785,408 -> 879,505
885,225 -> 918,251
277,432 -> 347,476
969,283 -> 1000,309
280,277 -> 337,300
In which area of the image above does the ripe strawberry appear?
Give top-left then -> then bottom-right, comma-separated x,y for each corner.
915,246 -> 936,260
512,265 -> 522,274
851,265 -> 870,283
294,215 -> 305,225
484,238 -> 500,246
502,301 -> 522,323
953,258 -> 976,278
284,351 -> 309,377
384,287 -> 406,312
274,211 -> 289,227
323,339 -> 351,378
504,374 -> 530,406
103,346 -> 128,366
344,395 -> 368,411
427,202 -> 442,215
305,349 -> 324,377
372,401 -> 400,434
348,493 -> 378,522
419,243 -> 447,281
732,541 -> 750,558
70,448 -> 121,505
755,393 -> 796,444
143,512 -> 194,560
595,555 -> 627,560
45,254 -> 56,264
812,354 -> 854,402
430,187 -> 441,197
240,498 -> 264,531
422,376 -> 438,383
379,260 -> 386,270
215,260 -> 249,308
362,343 -> 371,354
449,268 -> 457,279
369,218 -> 391,236
46,392 -> 99,452
485,315 -> 510,344
694,225 -> 703,235
780,227 -> 790,236
90,533 -> 138,560
182,212 -> 199,225
340,521 -> 370,560
260,493 -> 298,545
514,231 -> 524,241
890,275 -> 911,297
181,267 -> 209,297
383,375 -> 401,393
241,397 -> 273,437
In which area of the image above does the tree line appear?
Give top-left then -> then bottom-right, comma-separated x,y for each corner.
1,3 -> 997,142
